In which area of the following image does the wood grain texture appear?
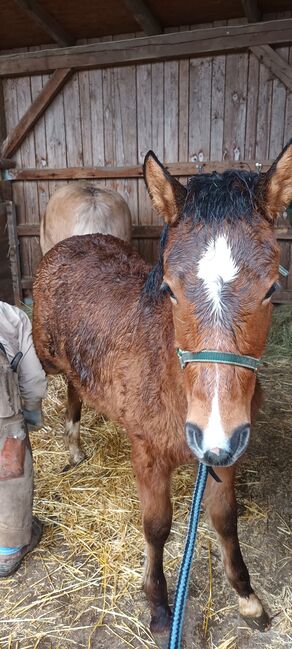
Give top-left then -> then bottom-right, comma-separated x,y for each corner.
1,69 -> 72,158
1,19 -> 292,77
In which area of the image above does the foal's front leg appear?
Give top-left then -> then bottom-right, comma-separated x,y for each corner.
64,380 -> 85,465
204,466 -> 270,631
132,445 -> 172,633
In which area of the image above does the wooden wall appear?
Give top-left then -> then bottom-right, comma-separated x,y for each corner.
1,14 -> 292,298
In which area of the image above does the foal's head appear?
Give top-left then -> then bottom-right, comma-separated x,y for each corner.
144,142 -> 292,467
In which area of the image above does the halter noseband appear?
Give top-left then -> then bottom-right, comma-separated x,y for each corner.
176,349 -> 261,371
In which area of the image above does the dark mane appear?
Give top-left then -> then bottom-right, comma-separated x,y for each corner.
184,169 -> 260,223
143,223 -> 169,299
143,169 -> 261,299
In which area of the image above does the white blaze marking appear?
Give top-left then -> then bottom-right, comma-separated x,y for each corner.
203,381 -> 229,453
197,235 -> 238,316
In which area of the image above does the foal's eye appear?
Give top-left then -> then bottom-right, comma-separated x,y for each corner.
263,283 -> 278,302
161,282 -> 178,304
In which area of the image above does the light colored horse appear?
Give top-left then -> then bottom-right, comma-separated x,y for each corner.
40,182 -> 132,255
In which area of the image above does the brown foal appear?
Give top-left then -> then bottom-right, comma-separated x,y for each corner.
32,141 -> 292,635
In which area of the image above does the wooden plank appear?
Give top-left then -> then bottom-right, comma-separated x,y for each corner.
0,202 -> 15,303
123,0 -> 161,35
223,20 -> 249,162
16,224 -> 292,241
16,72 -> 40,285
255,58 -> 273,159
11,159 -> 276,181
284,43 -> 292,145
89,69 -> 105,166
269,45 -> 288,160
210,55 -> 225,160
78,69 -> 92,166
245,52 -> 259,159
137,63 -> 153,258
1,69 -> 73,158
189,54 -> 212,162
14,0 -> 75,46
63,73 -> 83,166
251,44 -> 292,92
6,201 -> 22,304
164,60 -> 179,161
1,19 -> 292,77
0,81 -> 6,147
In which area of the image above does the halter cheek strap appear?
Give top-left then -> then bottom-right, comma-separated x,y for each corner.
176,349 -> 261,371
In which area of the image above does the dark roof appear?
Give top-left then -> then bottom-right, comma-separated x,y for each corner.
1,0 -> 291,51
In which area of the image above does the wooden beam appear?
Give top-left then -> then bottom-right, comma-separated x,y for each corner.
242,0 -> 292,92
241,0 -> 261,23
14,0 -> 74,46
11,159 -> 274,181
16,223 -> 292,241
0,81 -> 6,147
0,159 -> 16,169
123,0 -> 161,35
1,68 -> 73,158
1,19 -> 292,77
251,44 -> 292,91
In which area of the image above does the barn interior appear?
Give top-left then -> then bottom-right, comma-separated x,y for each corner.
0,1 -> 291,648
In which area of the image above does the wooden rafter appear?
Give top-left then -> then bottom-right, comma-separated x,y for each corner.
14,0 -> 74,46
241,0 -> 261,23
123,0 -> 161,35
241,1 -> 292,92
1,68 -> 73,158
0,18 -> 291,77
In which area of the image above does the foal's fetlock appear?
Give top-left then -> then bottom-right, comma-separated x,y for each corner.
64,419 -> 85,466
239,593 -> 271,631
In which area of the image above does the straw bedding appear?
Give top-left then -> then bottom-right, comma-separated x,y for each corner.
0,307 -> 291,648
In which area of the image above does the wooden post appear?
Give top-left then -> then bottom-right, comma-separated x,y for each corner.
6,201 -> 22,305
0,202 -> 21,304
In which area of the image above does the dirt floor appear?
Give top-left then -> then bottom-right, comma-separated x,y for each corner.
0,310 -> 291,649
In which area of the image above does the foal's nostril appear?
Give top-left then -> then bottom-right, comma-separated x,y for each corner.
230,424 -> 250,455
185,422 -> 204,452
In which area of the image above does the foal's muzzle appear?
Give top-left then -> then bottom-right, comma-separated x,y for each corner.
185,422 -> 250,467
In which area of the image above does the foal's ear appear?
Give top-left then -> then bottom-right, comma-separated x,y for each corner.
262,140 -> 292,221
143,151 -> 187,224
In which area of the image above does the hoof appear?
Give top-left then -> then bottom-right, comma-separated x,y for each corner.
241,609 -> 271,632
70,449 -> 86,465
152,632 -> 170,649
150,605 -> 171,634
61,454 -> 86,473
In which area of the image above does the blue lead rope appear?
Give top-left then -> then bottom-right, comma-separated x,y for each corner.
168,462 -> 209,649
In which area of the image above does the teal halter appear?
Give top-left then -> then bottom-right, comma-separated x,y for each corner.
176,349 -> 261,371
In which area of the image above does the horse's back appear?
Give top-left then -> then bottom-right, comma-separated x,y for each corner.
33,234 -> 148,378
40,183 -> 132,254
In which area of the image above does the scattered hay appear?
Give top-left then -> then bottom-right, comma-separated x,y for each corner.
0,307 -> 291,648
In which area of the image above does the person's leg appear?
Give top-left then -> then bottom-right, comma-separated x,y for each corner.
0,430 -> 42,577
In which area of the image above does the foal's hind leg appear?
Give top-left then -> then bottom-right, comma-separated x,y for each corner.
64,380 -> 85,465
132,445 -> 172,634
204,466 -> 270,631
